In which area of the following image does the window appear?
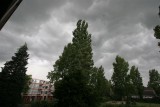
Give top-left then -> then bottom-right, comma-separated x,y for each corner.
45,86 -> 48,89
45,91 -> 48,94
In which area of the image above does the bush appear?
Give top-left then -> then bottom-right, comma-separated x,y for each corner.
100,103 -> 145,107
31,101 -> 53,107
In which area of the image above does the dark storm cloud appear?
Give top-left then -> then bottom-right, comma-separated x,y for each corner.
0,30 -> 25,61
56,0 -> 159,44
0,0 -> 160,85
3,0 -> 67,34
60,0 -> 160,85
0,0 -> 72,59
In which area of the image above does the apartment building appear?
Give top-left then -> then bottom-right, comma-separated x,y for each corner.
23,78 -> 54,103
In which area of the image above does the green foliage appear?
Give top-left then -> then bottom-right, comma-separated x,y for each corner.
100,103 -> 144,107
129,66 -> 143,99
47,43 -> 76,82
111,56 -> 129,100
0,43 -> 29,107
148,69 -> 160,96
137,102 -> 160,107
154,25 -> 160,47
101,102 -> 160,107
91,66 -> 110,102
22,75 -> 32,94
125,74 -> 134,100
31,101 -> 53,107
53,71 -> 97,107
48,20 -> 108,107
154,25 -> 160,39
111,57 -> 144,101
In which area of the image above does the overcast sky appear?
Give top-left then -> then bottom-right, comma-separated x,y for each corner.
0,0 -> 160,86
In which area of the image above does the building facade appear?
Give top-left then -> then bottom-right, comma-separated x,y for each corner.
23,78 -> 54,103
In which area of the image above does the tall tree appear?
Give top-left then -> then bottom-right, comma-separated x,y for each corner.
148,69 -> 160,96
125,74 -> 133,101
48,20 -> 107,107
91,66 -> 109,102
0,44 -> 29,107
111,55 -> 129,100
129,66 -> 143,99
47,43 -> 77,82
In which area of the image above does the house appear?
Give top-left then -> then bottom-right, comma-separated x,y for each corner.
143,87 -> 157,99
22,78 -> 54,103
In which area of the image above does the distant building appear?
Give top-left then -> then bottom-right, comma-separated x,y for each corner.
143,87 -> 157,99
0,0 -> 23,30
22,78 -> 54,103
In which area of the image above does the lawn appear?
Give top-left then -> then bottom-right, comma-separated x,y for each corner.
137,103 -> 160,107
100,102 -> 160,107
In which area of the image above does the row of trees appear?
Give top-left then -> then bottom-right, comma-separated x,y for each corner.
111,56 -> 160,101
111,56 -> 143,100
0,20 -> 159,107
0,20 -> 108,107
47,20 -> 160,107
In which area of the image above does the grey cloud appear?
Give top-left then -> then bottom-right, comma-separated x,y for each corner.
12,0 -> 66,24
0,31 -> 25,61
55,0 -> 159,43
0,0 -> 160,85
3,0 -> 67,34
25,20 -> 72,61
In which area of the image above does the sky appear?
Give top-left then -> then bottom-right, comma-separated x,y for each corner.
0,0 -> 160,86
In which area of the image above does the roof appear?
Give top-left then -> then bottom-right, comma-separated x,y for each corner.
143,87 -> 157,96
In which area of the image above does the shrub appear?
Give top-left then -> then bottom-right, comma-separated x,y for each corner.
31,101 -> 53,107
100,103 -> 145,107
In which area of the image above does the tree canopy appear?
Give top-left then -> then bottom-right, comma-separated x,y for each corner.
0,43 -> 29,107
148,69 -> 160,96
48,20 -> 108,107
111,55 -> 129,100
129,66 -> 143,98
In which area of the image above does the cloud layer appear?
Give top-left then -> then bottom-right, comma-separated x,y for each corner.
0,0 -> 160,86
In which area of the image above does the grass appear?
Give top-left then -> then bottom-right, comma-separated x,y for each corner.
137,103 -> 160,107
100,102 -> 160,107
